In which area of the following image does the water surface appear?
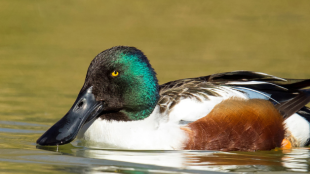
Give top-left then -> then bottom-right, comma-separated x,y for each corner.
1,1 -> 310,173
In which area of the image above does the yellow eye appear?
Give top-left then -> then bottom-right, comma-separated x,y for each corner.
111,71 -> 119,77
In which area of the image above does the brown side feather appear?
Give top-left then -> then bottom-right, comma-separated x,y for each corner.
182,98 -> 285,151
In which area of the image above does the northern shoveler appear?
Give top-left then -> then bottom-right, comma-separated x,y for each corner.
37,46 -> 310,151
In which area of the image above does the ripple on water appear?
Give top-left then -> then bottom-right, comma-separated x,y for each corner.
1,120 -> 310,173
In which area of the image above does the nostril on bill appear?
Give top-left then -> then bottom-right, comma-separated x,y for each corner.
77,101 -> 84,108
74,99 -> 85,111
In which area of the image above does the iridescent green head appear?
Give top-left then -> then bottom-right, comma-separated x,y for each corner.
36,46 -> 160,146
81,46 -> 159,121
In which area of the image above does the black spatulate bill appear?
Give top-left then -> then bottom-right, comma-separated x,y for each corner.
36,87 -> 104,146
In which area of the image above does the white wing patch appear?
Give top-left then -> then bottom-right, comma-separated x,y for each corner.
167,86 -> 248,122
285,113 -> 310,146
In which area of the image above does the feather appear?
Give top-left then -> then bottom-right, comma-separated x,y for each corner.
276,89 -> 310,119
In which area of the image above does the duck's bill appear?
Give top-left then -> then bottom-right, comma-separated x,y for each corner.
36,87 -> 104,146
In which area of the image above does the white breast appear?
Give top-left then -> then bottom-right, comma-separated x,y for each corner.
76,106 -> 188,150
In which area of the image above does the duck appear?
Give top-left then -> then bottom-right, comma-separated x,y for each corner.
37,46 -> 310,151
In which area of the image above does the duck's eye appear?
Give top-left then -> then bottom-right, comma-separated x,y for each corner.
111,71 -> 119,77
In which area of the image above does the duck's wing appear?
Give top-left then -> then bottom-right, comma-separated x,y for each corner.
161,71 -> 310,90
160,71 -> 310,104
160,71 -> 287,89
275,89 -> 310,119
158,71 -> 310,123
159,80 -> 220,113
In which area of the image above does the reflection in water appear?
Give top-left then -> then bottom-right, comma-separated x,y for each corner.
282,148 -> 310,172
76,149 -> 185,168
35,145 -> 310,173
2,119 -> 310,173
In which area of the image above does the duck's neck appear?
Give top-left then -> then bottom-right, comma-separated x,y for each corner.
122,106 -> 157,120
116,53 -> 160,120
122,81 -> 160,120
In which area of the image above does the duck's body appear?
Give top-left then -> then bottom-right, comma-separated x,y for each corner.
37,46 -> 310,151
77,77 -> 310,150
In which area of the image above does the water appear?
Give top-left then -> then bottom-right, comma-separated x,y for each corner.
1,0 -> 310,173
1,119 -> 310,173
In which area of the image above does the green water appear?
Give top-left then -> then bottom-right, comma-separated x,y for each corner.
1,0 -> 310,173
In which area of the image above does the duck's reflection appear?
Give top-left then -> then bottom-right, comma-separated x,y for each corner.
281,148 -> 310,172
75,149 -> 186,168
37,145 -> 310,173
72,148 -> 310,173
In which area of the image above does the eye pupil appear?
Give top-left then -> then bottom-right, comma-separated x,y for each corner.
112,71 -> 119,77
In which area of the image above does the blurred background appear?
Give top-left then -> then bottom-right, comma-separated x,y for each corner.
1,0 -> 310,123
1,1 -> 310,173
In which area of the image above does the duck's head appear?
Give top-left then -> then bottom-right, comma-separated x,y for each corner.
37,46 -> 159,146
